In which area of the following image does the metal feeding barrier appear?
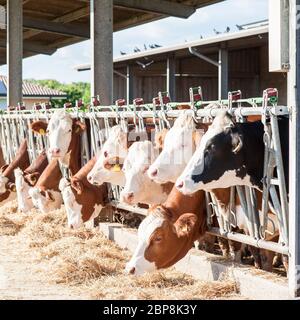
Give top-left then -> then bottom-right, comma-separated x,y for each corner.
0,87 -> 290,257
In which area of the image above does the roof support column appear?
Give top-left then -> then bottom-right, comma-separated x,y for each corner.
167,55 -> 176,100
7,0 -> 23,107
126,65 -> 133,104
218,47 -> 228,100
90,0 -> 113,105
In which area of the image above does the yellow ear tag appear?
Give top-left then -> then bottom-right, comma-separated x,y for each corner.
12,185 -> 16,192
39,129 -> 45,135
75,127 -> 80,134
112,164 -> 121,172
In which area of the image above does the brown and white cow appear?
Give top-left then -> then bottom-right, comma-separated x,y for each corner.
126,186 -> 206,275
14,149 -> 49,213
59,156 -> 109,229
30,110 -> 86,174
28,158 -> 63,213
0,140 -> 30,204
29,111 -> 86,212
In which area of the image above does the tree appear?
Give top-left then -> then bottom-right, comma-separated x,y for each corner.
26,79 -> 91,107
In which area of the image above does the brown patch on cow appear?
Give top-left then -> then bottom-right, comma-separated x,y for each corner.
161,182 -> 174,195
69,157 -> 109,223
154,129 -> 168,151
144,187 -> 207,269
30,120 -> 48,135
35,158 -> 62,192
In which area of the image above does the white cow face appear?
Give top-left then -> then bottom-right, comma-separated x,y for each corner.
0,174 -> 9,194
120,141 -> 166,206
125,214 -> 162,275
148,113 -> 203,184
88,125 -> 128,186
59,178 -> 83,229
29,187 -> 63,213
14,168 -> 34,213
46,111 -> 73,161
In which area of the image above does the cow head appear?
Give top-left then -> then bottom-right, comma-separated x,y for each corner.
148,113 -> 204,184
126,207 -> 200,275
87,125 -> 127,186
28,186 -> 63,213
176,111 -> 251,194
59,177 -> 108,229
14,168 -> 34,212
31,111 -> 85,163
120,141 -> 166,206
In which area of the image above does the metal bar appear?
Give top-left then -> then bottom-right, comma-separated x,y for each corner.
126,65 -> 134,105
208,227 -> 289,255
288,0 -> 300,298
189,47 -> 219,67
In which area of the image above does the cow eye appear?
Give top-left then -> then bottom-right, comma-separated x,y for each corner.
154,236 -> 162,243
103,151 -> 108,158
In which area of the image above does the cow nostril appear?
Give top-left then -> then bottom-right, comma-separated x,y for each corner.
51,148 -> 60,155
151,169 -> 158,177
129,267 -> 135,275
70,224 -> 74,229
176,181 -> 184,189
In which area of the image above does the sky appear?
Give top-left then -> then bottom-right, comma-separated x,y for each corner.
0,0 -> 269,84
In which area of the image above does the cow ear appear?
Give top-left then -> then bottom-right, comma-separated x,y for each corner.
30,120 -> 48,135
7,182 -> 16,192
231,132 -> 243,154
174,213 -> 198,237
155,128 -> 168,149
71,180 -> 83,195
0,164 -> 8,173
45,190 -> 55,202
26,172 -> 40,186
72,120 -> 86,134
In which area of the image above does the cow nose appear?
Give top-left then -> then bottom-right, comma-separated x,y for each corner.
50,148 -> 60,156
176,181 -> 184,189
150,169 -> 158,177
129,267 -> 135,275
123,192 -> 134,204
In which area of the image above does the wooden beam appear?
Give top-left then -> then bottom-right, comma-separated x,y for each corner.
23,17 -> 89,38
23,6 -> 90,40
0,39 -> 56,55
114,0 -> 195,18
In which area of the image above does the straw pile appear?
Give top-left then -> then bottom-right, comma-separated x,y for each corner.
0,201 -> 239,300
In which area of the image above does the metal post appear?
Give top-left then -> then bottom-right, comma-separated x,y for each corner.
167,56 -> 176,100
7,0 -> 23,108
90,0 -> 113,105
218,47 -> 228,100
126,65 -> 133,105
288,0 -> 300,298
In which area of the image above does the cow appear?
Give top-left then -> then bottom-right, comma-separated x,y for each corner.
59,156 -> 109,229
14,149 -> 49,212
120,141 -> 173,206
0,146 -> 5,168
0,140 -> 30,205
125,186 -> 207,275
176,110 -> 289,194
148,113 -> 207,184
28,158 -> 63,213
30,110 -> 86,174
87,125 -> 128,187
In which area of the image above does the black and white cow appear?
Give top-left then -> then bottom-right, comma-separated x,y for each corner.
176,111 -> 289,194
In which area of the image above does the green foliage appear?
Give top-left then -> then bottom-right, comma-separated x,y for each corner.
26,79 -> 91,107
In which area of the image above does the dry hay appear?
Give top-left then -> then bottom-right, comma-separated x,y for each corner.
0,200 -> 30,235
0,200 -> 239,300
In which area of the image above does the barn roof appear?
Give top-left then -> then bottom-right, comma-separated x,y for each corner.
0,75 -> 67,98
0,0 -> 225,65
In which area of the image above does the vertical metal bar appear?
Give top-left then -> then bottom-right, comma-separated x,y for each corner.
218,47 -> 228,100
7,0 -> 23,107
167,56 -> 176,100
90,0 -> 113,105
126,64 -> 133,105
288,0 -> 300,298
